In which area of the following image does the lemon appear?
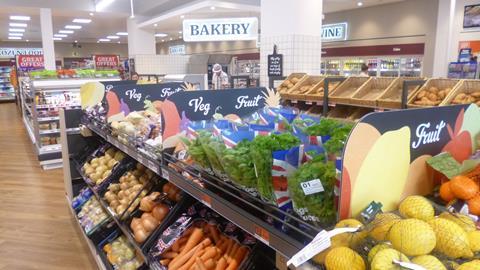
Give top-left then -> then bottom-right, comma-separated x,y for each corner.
325,247 -> 365,270
368,213 -> 401,241
399,195 -> 434,221
467,231 -> 480,253
439,212 -> 476,232
411,255 -> 447,270
427,218 -> 474,259
371,248 -> 409,270
458,260 -> 480,270
80,81 -> 105,109
332,219 -> 367,248
387,219 -> 436,256
368,243 -> 390,263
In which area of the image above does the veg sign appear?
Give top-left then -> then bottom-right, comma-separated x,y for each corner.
94,55 -> 119,69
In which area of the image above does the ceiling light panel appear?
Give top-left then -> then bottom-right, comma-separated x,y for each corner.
116,32 -> 128,36
10,15 -> 30,21
59,30 -> 74,34
9,33 -> 23,36
9,28 -> 25,32
72,18 -> 91,23
98,38 -> 110,42
9,23 -> 27,27
155,33 -> 167,37
53,37 -> 62,40
96,0 -> 115,11
107,35 -> 119,39
8,37 -> 22,40
65,25 -> 82,29
54,34 -> 68,37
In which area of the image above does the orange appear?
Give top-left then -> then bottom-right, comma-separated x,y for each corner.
440,181 -> 456,202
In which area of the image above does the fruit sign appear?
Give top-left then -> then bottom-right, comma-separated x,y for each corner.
16,55 -> 44,71
339,104 -> 480,219
94,55 -> 119,69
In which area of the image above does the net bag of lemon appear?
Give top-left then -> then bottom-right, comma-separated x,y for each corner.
294,195 -> 480,270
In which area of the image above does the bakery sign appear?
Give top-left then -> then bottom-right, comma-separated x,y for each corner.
183,17 -> 258,42
0,47 -> 43,58
16,55 -> 45,71
93,55 -> 120,69
322,22 -> 348,42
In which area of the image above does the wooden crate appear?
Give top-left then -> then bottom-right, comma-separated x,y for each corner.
377,77 -> 424,109
304,77 -> 343,102
329,76 -> 370,104
407,78 -> 460,108
350,77 -> 397,107
277,73 -> 307,96
282,75 -> 325,101
442,79 -> 480,106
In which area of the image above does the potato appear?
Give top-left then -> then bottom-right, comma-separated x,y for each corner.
429,86 -> 439,93
95,165 -> 107,174
136,163 -> 145,171
91,172 -> 102,181
85,167 -> 94,175
287,83 -> 294,88
120,182 -> 129,191
291,77 -> 299,84
427,93 -> 438,101
102,170 -> 111,179
417,90 -> 427,99
107,159 -> 117,169
110,200 -> 120,209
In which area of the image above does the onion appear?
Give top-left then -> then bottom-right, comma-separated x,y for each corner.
134,227 -> 149,243
152,204 -> 169,222
167,188 -> 177,201
162,183 -> 171,194
174,192 -> 182,202
130,217 -> 142,231
148,192 -> 161,200
139,197 -> 155,212
142,215 -> 159,232
120,182 -> 129,191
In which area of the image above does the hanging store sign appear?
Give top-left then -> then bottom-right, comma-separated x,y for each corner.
268,45 -> 283,77
183,17 -> 258,42
0,47 -> 43,58
93,55 -> 120,69
16,55 -> 45,71
321,22 -> 348,42
169,45 -> 186,55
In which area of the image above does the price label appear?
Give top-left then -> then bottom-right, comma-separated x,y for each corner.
138,155 -> 147,165
201,194 -> 212,207
254,225 -> 270,245
291,100 -> 298,104
329,103 -> 336,107
305,101 -> 313,105
161,168 -> 170,180
393,260 -> 426,270
301,179 -> 324,195
177,150 -> 187,160
287,230 -> 330,267
375,108 -> 385,112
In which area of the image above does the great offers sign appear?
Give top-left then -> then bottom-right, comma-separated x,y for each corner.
183,17 -> 258,42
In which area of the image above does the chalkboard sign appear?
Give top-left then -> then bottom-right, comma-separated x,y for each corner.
268,45 -> 283,77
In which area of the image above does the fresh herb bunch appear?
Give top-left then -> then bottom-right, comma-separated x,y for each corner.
198,132 -> 225,174
324,123 -> 353,155
303,119 -> 342,136
288,159 -> 337,225
181,131 -> 211,169
250,133 -> 301,202
221,140 -> 257,188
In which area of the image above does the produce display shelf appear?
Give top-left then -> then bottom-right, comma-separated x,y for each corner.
23,117 -> 36,144
36,104 -> 81,109
0,96 -> 15,101
39,129 -> 60,135
66,196 -> 109,270
38,116 -> 60,122
38,144 -> 61,154
85,122 -> 315,259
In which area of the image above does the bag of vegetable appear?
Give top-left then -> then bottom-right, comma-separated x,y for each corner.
302,118 -> 343,146
181,131 -> 212,171
186,121 -> 212,140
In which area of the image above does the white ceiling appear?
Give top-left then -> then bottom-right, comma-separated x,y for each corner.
0,0 -> 405,44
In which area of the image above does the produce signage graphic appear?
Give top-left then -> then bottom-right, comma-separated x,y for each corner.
16,55 -> 44,71
321,22 -> 348,42
94,55 -> 120,69
338,104 -> 480,219
183,17 -> 258,42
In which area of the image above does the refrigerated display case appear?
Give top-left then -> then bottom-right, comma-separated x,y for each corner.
0,66 -> 15,101
448,62 -> 478,79
231,58 -> 260,87
322,59 -> 341,75
379,58 -> 400,77
343,58 -> 365,76
400,57 -> 422,77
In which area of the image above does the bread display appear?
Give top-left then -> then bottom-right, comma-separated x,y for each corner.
412,87 -> 452,106
451,91 -> 480,105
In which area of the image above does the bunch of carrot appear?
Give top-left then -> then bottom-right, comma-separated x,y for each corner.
159,222 -> 249,270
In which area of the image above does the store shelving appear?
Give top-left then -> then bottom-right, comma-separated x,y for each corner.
0,67 -> 15,101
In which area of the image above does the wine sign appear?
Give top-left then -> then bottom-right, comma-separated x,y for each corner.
268,45 -> 283,77
339,104 -> 480,219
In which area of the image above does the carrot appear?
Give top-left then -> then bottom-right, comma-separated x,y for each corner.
162,251 -> 178,259
223,239 -> 233,260
180,228 -> 204,256
173,237 -> 188,252
204,259 -> 215,270
215,238 -> 225,248
225,261 -> 238,270
179,243 -> 186,252
160,259 -> 171,266
215,258 -> 227,270
200,247 -> 217,262
169,238 -> 211,270
213,247 -> 223,261
226,243 -> 239,263
177,249 -> 205,270
207,224 -> 220,244
217,240 -> 228,256
232,246 -> 249,264
195,257 -> 208,270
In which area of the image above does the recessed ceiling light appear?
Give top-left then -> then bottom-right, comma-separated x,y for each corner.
89,12 -> 94,16
117,41 -> 121,44
65,25 -> 82,29
178,31 -> 182,34
9,28 -> 25,32
73,18 -> 91,23
169,38 -> 173,40
178,36 -> 182,39
107,35 -> 119,39
53,37 -> 62,41
9,23 -> 27,27
98,38 -> 110,42
9,33 -> 23,36
357,2 -> 363,6
8,36 -> 22,40
26,39 -> 29,42
161,39 -> 165,42
210,6 -> 215,10
180,15 -> 185,19
59,30 -> 74,34
54,34 -> 67,37
74,40 -> 78,43
116,32 -> 128,36
154,23 -> 158,27
10,15 -> 30,21
155,33 -> 167,37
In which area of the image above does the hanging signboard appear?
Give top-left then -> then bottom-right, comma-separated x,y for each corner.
339,104 -> 480,219
268,45 -> 283,77
183,17 -> 259,42
322,22 -> 348,42
169,45 -> 186,55
458,48 -> 472,62
16,55 -> 45,71
93,55 -> 120,69
0,47 -> 43,58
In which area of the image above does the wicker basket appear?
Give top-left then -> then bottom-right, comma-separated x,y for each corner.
278,73 -> 307,97
304,77 -> 343,102
377,77 -> 424,109
442,79 -> 480,106
327,106 -> 353,118
350,77 -> 397,107
283,75 -> 325,101
329,76 -> 370,104
407,78 -> 460,108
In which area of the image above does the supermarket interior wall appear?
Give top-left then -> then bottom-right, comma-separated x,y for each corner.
449,0 -> 480,62
0,41 -> 128,60
156,40 -> 259,55
323,0 -> 439,76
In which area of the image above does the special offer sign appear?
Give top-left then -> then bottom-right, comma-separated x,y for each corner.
93,55 -> 119,69
16,55 -> 44,71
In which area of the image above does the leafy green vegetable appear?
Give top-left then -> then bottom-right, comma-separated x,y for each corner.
220,140 -> 257,189
181,131 -> 211,169
303,119 -> 342,136
200,134 -> 226,175
324,123 -> 353,155
250,133 -> 301,202
288,159 -> 337,225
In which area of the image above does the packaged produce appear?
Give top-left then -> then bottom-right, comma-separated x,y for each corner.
103,234 -> 143,270
72,187 -> 93,210
77,197 -> 110,234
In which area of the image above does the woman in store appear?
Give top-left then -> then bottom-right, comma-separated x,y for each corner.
359,64 -> 369,77
212,63 -> 229,90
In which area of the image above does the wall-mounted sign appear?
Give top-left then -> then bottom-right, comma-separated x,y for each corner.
16,55 -> 45,71
458,48 -> 472,62
0,48 -> 43,58
169,45 -> 186,55
183,17 -> 258,42
268,45 -> 283,77
93,55 -> 120,69
321,22 -> 348,42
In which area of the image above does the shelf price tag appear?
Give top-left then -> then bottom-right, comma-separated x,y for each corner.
147,160 -> 159,174
201,194 -> 212,207
305,101 -> 313,105
161,168 -> 170,180
287,230 -> 330,267
328,103 -> 336,107
253,225 -> 270,245
291,100 -> 298,104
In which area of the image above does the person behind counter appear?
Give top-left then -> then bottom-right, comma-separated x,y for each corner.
212,63 -> 229,90
359,64 -> 369,77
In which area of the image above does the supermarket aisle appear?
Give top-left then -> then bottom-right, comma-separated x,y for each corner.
0,103 -> 97,270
